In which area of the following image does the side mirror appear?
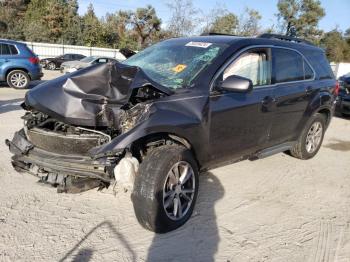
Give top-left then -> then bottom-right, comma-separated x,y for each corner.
218,75 -> 253,93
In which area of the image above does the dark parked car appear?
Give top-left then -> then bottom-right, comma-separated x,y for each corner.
0,39 -> 42,89
336,74 -> 350,115
40,53 -> 86,70
6,34 -> 337,233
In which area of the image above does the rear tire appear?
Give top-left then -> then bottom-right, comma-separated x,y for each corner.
131,145 -> 199,233
6,70 -> 30,89
290,113 -> 326,160
47,62 -> 56,70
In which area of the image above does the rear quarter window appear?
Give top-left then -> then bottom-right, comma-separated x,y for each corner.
305,51 -> 334,80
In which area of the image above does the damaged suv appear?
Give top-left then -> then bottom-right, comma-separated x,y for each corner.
6,34 -> 336,233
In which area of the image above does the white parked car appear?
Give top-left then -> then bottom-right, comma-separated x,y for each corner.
60,56 -> 119,73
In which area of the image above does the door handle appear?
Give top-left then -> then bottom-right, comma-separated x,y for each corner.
261,96 -> 276,106
305,86 -> 313,95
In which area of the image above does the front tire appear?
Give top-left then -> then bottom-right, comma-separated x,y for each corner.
131,145 -> 199,233
6,70 -> 30,89
290,113 -> 326,160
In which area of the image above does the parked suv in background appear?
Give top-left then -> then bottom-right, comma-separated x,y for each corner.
40,53 -> 86,70
336,74 -> 350,116
0,39 -> 42,89
7,34 -> 337,233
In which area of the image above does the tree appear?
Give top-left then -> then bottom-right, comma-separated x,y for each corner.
320,29 -> 350,63
62,0 -> 83,45
0,0 -> 31,40
238,8 -> 262,36
81,3 -> 103,47
43,0 -> 66,42
23,0 -> 51,42
277,0 -> 325,42
166,0 -> 199,37
129,5 -> 161,49
205,13 -> 238,35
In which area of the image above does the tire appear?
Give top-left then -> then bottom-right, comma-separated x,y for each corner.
131,145 -> 199,233
47,62 -> 56,70
290,113 -> 326,160
6,70 -> 30,89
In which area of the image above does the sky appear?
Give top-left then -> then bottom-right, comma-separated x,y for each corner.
77,0 -> 350,33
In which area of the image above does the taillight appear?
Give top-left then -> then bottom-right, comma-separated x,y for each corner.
334,81 -> 340,96
29,57 -> 39,64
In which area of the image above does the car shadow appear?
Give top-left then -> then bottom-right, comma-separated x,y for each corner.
146,171 -> 225,262
334,111 -> 350,120
0,98 -> 24,114
59,221 -> 136,262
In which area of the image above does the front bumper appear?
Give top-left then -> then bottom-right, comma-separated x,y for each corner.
6,130 -> 116,192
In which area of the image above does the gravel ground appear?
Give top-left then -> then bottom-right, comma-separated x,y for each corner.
0,70 -> 350,261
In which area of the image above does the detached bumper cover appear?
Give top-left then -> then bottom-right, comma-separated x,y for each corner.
6,130 -> 114,183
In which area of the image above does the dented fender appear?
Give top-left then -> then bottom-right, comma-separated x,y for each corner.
89,94 -> 210,165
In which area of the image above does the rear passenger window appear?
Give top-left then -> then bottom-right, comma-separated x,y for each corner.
274,49 -> 304,83
0,44 -> 19,55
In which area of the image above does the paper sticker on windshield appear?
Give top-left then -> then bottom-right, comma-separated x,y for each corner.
185,41 -> 212,48
172,64 -> 187,73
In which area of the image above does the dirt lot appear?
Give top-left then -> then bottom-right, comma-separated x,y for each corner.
0,70 -> 350,261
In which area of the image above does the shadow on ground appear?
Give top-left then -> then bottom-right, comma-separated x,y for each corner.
59,172 -> 224,262
0,98 -> 25,114
0,80 -> 47,114
146,172 -> 224,262
334,111 -> 350,120
324,139 -> 350,152
59,221 -> 136,262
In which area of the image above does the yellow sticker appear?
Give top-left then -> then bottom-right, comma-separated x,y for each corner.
172,64 -> 187,73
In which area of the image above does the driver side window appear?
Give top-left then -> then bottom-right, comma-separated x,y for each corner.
223,50 -> 271,87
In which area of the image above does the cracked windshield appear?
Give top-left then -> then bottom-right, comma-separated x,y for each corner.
124,41 -> 227,89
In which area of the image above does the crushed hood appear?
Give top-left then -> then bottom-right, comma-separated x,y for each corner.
25,62 -> 173,127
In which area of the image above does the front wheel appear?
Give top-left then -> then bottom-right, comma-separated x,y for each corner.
6,70 -> 30,89
290,113 -> 326,159
131,145 -> 199,233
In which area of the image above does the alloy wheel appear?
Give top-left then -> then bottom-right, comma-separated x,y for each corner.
162,161 -> 196,221
10,72 -> 28,89
305,121 -> 323,153
48,63 -> 56,70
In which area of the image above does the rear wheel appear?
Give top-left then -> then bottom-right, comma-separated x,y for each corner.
6,70 -> 30,89
131,145 -> 199,233
290,113 -> 326,159
47,62 -> 56,70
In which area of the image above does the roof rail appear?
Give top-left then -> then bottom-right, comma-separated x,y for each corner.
258,33 -> 314,46
200,32 -> 238,37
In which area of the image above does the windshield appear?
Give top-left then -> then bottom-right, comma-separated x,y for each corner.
80,56 -> 96,63
123,41 -> 228,89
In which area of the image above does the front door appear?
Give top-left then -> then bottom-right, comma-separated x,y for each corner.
209,47 -> 276,164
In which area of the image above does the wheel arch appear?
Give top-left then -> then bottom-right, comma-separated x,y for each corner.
129,132 -> 201,168
5,68 -> 30,80
317,107 -> 332,127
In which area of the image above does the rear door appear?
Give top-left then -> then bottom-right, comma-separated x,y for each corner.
0,43 -> 17,79
268,47 -> 316,145
209,47 -> 275,164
